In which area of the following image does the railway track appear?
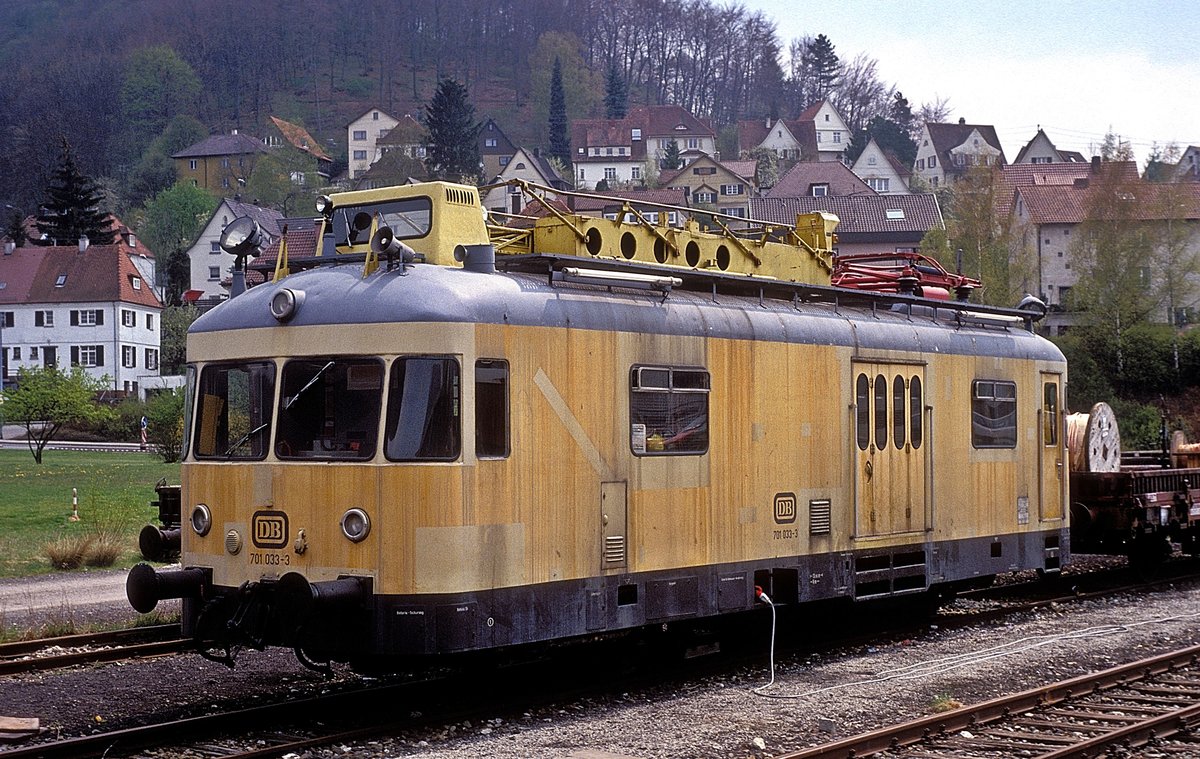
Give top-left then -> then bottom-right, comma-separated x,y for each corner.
779,643 -> 1200,758
5,570 -> 1199,758
0,624 -> 185,676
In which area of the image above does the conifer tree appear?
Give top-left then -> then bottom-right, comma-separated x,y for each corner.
35,137 -> 115,246
548,57 -> 572,167
801,34 -> 840,105
661,140 -> 682,171
604,61 -> 628,120
424,79 -> 482,183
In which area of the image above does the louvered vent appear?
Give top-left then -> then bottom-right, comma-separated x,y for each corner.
810,499 -> 832,535
604,535 -> 626,564
445,187 -> 476,206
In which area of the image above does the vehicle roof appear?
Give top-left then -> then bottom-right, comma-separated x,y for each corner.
191,262 -> 1064,364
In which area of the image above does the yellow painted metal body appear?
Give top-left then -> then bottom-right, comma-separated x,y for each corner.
182,319 -> 1066,596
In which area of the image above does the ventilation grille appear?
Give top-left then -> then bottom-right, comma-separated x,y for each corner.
604,535 -> 626,564
445,187 -> 476,206
809,499 -> 832,535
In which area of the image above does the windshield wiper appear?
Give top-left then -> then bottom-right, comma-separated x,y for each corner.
225,421 -> 270,456
284,361 -> 335,410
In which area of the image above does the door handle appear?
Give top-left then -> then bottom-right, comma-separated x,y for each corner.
865,460 -> 873,481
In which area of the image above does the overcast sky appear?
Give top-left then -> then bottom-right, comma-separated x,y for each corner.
741,0 -> 1199,165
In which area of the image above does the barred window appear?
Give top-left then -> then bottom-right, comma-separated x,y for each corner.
630,366 -> 709,456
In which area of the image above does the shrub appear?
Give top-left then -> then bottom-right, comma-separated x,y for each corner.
84,533 -> 125,567
44,535 -> 95,570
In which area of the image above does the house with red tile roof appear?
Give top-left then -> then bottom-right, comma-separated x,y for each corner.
660,155 -> 757,218
766,160 -> 876,199
571,105 -> 715,190
913,119 -> 1007,189
1010,163 -> 1200,326
0,231 -> 163,393
736,99 -> 849,163
750,194 -> 945,257
267,116 -> 333,180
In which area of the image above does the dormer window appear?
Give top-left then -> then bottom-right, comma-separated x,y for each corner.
631,128 -> 642,141
55,274 -> 67,287
132,277 -> 142,290
811,184 -> 829,197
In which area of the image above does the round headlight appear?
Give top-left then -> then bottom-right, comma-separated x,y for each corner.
340,508 -> 371,543
190,504 -> 212,537
269,288 -> 305,322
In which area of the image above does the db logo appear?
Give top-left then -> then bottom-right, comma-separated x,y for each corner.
774,493 -> 797,524
251,510 -> 289,548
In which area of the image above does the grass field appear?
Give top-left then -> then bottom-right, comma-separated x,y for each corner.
0,449 -> 180,578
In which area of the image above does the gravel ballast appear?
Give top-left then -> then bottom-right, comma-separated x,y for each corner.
1,561 -> 1197,758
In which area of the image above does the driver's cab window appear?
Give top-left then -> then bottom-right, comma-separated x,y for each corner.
275,358 -> 384,460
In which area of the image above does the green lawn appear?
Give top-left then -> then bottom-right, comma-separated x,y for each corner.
0,449 -> 180,578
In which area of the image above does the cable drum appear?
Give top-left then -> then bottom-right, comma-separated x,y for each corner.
1066,402 -> 1121,473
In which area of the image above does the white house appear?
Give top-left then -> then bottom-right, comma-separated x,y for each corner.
571,105 -> 715,190
850,137 -> 912,194
798,99 -> 852,162
346,108 -> 400,179
185,198 -> 284,301
913,119 -> 1006,188
1,233 -> 163,395
481,148 -> 571,216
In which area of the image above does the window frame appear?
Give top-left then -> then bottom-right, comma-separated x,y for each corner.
275,357 -> 386,462
629,365 -> 711,457
475,359 -> 510,459
192,360 -> 277,460
971,379 -> 1018,449
383,355 -> 462,462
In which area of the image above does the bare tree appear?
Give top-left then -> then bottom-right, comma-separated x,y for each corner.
831,52 -> 892,136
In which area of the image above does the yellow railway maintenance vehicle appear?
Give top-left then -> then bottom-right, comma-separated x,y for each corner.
127,181 -> 1067,669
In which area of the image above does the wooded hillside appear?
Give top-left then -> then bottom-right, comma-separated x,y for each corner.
0,0 -> 924,214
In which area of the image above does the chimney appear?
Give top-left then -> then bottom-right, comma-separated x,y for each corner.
78,235 -> 89,253
1091,155 -> 1101,173
958,117 -> 966,125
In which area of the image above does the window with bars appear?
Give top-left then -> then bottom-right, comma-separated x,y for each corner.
629,366 -> 710,456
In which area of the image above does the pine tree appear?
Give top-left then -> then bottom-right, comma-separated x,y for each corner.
801,34 -> 840,105
548,57 -> 572,167
604,61 -> 628,120
35,137 -> 115,246
661,140 -> 682,171
424,79 -> 482,183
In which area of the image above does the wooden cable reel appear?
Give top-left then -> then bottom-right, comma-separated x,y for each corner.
1066,402 -> 1121,473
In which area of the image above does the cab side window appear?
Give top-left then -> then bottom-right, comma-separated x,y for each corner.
475,359 -> 510,458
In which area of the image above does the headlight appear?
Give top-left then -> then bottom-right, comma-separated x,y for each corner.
340,508 -> 371,543
269,287 -> 305,322
191,504 -> 212,537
